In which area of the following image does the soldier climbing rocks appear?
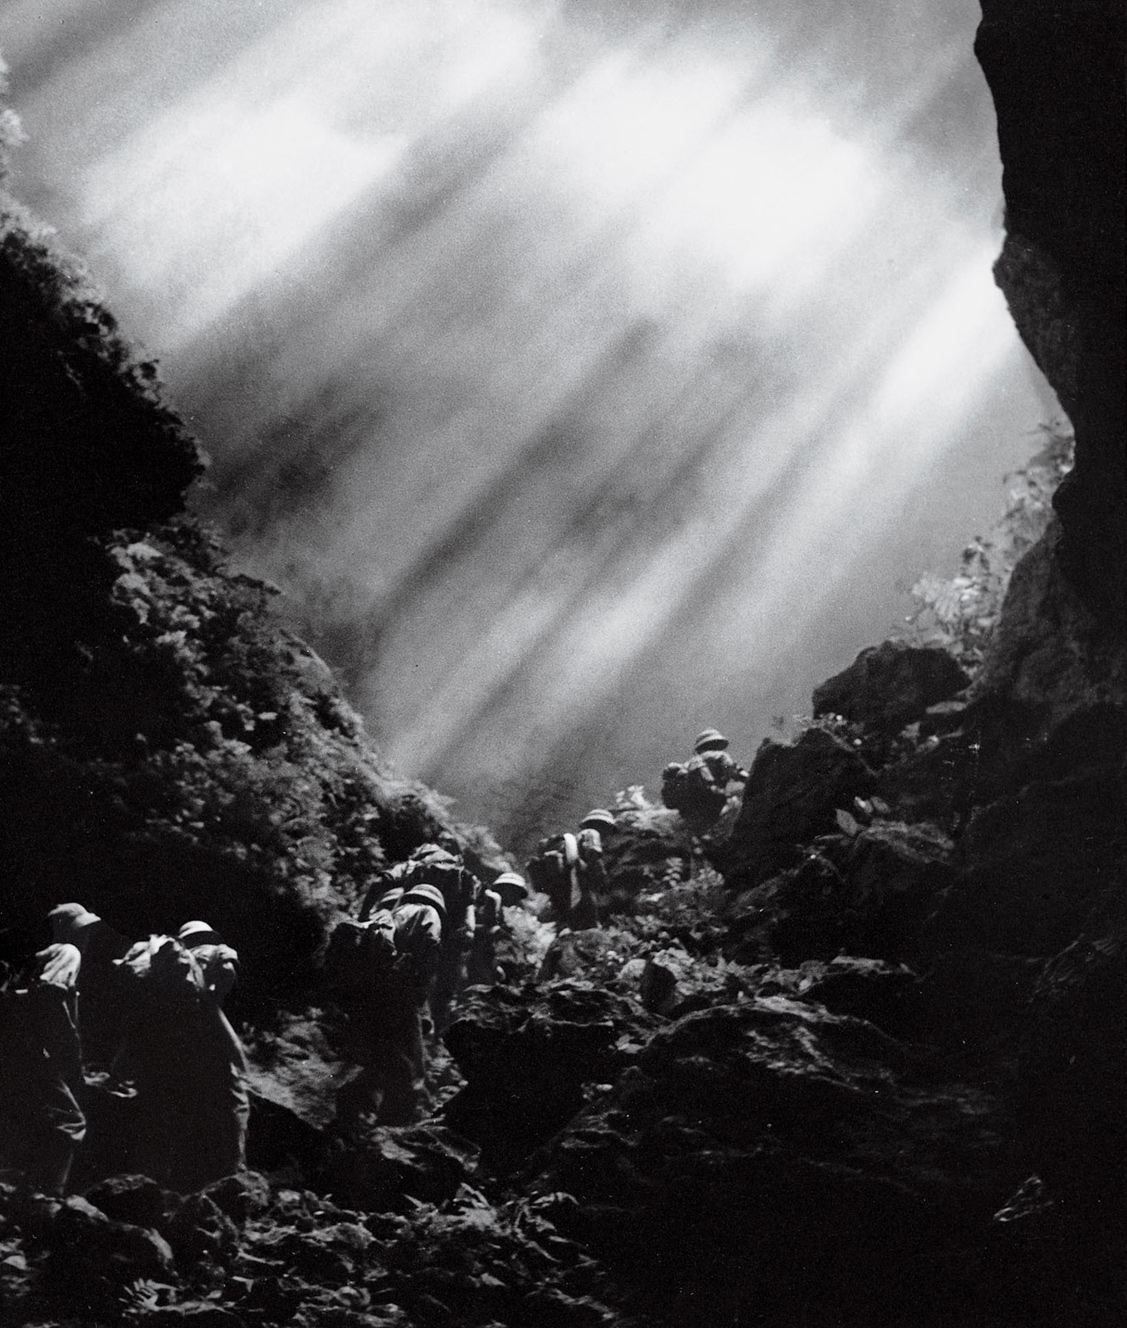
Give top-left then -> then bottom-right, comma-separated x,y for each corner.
662,729 -> 748,827
0,904 -> 101,1196
327,881 -> 445,1128
527,809 -> 616,931
110,921 -> 249,1192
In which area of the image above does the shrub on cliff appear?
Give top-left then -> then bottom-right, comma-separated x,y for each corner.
0,517 -> 475,1016
904,422 -> 1073,668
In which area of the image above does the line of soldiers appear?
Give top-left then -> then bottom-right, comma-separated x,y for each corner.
324,840 -> 529,1130
2,748 -> 732,1195
0,905 -> 248,1198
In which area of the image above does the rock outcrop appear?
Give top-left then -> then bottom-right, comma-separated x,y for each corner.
714,726 -> 875,889
813,640 -> 970,733
976,0 -> 1126,619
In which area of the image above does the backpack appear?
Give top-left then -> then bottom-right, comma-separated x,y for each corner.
661,761 -> 690,812
406,857 -> 470,904
663,756 -> 726,818
323,913 -> 398,999
526,833 -> 581,917
113,935 -> 209,1014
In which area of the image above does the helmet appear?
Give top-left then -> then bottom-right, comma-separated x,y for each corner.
400,884 -> 447,916
411,843 -> 458,867
693,729 -> 729,753
177,920 -> 223,949
580,809 -> 617,832
493,871 -> 528,904
49,903 -> 102,942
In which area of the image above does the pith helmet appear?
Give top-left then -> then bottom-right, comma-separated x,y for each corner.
493,871 -> 529,903
177,920 -> 223,948
376,887 -> 405,912
580,809 -> 617,832
412,843 -> 458,866
693,729 -> 729,753
400,884 -> 447,916
48,903 -> 102,941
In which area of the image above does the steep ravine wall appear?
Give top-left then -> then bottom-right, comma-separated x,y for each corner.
977,0 -> 1126,619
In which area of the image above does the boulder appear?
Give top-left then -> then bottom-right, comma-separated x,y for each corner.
795,956 -> 922,1039
246,1089 -> 330,1178
200,1170 -> 271,1224
967,528 -> 1127,796
638,948 -> 693,1014
715,728 -> 874,889
813,641 -> 970,733
48,1195 -> 175,1297
746,822 -> 955,967
83,1173 -> 171,1230
442,983 -> 657,1172
316,1123 -> 477,1212
538,929 -> 623,981
533,997 -> 1009,1327
597,805 -> 694,913
83,1174 -> 239,1275
162,1192 -> 240,1273
1016,917 -> 1127,1219
930,769 -> 1123,958
835,822 -> 956,960
244,1013 -> 350,1132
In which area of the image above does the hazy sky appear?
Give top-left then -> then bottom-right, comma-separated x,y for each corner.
3,0 -> 1055,850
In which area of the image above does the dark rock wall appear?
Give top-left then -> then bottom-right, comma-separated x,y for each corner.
976,0 -> 1126,617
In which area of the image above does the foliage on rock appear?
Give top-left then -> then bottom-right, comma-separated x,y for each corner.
0,179 -> 506,1015
903,422 -> 1074,669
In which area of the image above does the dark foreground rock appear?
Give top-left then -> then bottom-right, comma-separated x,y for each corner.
443,983 -> 659,1174
530,996 -> 1011,1327
745,819 -> 956,966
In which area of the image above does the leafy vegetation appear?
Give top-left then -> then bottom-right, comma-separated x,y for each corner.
0,149 -> 506,1017
903,422 -> 1074,668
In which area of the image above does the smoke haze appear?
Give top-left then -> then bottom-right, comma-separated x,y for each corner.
2,0 -> 1055,850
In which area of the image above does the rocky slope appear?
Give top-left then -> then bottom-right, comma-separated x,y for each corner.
1,5 -> 1125,1325
0,157 -> 509,1021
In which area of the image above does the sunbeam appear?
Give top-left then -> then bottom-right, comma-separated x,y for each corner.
2,0 -> 1054,847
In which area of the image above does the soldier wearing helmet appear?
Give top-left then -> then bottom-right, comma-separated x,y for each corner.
110,919 -> 249,1192
0,906 -> 102,1195
527,812 -> 615,933
333,879 -> 447,1129
662,730 -> 748,828
359,837 -> 484,1032
464,871 -> 527,987
692,730 -> 748,787
492,871 -> 529,907
464,878 -> 504,988
358,842 -> 458,920
575,810 -> 617,929
168,920 -> 249,1187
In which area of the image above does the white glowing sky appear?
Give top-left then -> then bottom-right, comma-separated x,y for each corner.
2,0 -> 1055,846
